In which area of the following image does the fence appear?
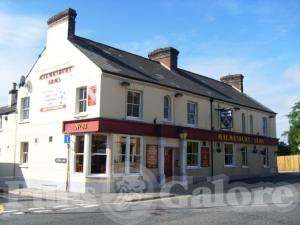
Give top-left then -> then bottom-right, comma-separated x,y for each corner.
277,155 -> 300,172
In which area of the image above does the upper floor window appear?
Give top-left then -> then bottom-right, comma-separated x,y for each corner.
21,97 -> 30,121
20,142 -> 29,164
242,113 -> 246,133
187,101 -> 197,126
249,115 -> 253,134
262,117 -> 268,136
163,95 -> 171,121
0,116 -> 2,130
127,90 -> 142,119
77,87 -> 87,113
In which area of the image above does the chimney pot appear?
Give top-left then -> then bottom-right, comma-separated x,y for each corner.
220,74 -> 244,92
148,47 -> 179,70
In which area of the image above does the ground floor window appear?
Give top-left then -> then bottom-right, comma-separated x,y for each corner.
114,136 -> 142,174
241,147 -> 248,167
75,136 -> 84,173
187,142 -> 199,167
201,144 -> 210,167
20,142 -> 29,164
224,143 -> 234,166
91,135 -> 107,174
263,148 -> 269,167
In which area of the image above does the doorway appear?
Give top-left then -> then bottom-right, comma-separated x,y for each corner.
164,148 -> 173,180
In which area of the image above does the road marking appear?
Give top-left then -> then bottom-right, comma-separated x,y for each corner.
28,207 -> 45,211
61,207 -> 79,211
12,212 -> 25,215
3,210 -> 18,213
33,209 -> 52,213
82,204 -> 99,208
53,205 -> 69,208
76,203 -> 88,206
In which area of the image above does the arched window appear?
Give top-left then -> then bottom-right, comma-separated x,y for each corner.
249,115 -> 253,134
242,113 -> 246,133
163,95 -> 171,121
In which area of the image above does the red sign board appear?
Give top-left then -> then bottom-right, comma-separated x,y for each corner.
88,86 -> 96,106
146,145 -> 158,168
64,120 -> 99,133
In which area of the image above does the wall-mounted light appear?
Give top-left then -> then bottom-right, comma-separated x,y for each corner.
252,145 -> 258,154
175,92 -> 183,98
179,129 -> 188,140
4,116 -> 8,121
120,81 -> 130,87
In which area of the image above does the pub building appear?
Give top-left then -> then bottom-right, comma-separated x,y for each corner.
0,9 -> 278,193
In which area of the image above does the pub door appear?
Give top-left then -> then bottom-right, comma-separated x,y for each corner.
164,148 -> 173,180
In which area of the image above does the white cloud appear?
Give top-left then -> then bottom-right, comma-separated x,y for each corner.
284,64 -> 300,83
0,11 -> 46,105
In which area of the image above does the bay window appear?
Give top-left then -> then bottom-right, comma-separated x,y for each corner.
187,142 -> 199,168
90,135 -> 107,174
75,136 -> 84,173
114,136 -> 142,174
224,143 -> 234,166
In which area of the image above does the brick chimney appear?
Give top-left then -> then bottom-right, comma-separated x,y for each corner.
148,47 -> 179,70
46,8 -> 77,47
8,83 -> 18,106
220,74 -> 244,92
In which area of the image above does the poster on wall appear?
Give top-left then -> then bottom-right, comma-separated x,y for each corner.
40,87 -> 67,112
201,147 -> 210,167
146,145 -> 158,168
88,85 -> 97,106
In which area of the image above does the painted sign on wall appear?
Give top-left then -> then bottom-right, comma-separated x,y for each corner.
63,120 -> 100,133
88,85 -> 96,106
146,145 -> 158,168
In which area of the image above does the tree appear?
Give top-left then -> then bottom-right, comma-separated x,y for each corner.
283,101 -> 300,154
277,141 -> 291,156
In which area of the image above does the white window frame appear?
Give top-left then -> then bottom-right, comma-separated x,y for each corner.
163,95 -> 172,121
77,86 -> 87,114
241,147 -> 248,168
224,143 -> 235,167
263,148 -> 270,168
74,135 -> 85,174
113,135 -> 143,176
0,115 -> 2,130
20,142 -> 29,164
187,101 -> 197,127
88,134 -> 108,177
242,113 -> 246,133
262,117 -> 268,136
21,97 -> 30,121
187,141 -> 200,169
126,90 -> 143,120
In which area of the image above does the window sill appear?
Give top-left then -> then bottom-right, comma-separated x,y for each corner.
187,166 -> 201,169
187,124 -> 197,128
74,112 -> 88,118
126,116 -> 143,121
19,164 -> 28,168
242,166 -> 249,169
86,174 -> 108,178
224,165 -> 236,168
19,120 -> 30,124
263,165 -> 270,169
113,173 -> 142,177
163,119 -> 172,124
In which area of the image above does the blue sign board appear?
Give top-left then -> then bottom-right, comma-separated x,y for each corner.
64,134 -> 71,144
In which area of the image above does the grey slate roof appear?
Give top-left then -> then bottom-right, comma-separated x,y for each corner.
0,104 -> 16,115
70,36 -> 275,114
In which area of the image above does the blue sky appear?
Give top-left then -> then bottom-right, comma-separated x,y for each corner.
0,0 -> 299,141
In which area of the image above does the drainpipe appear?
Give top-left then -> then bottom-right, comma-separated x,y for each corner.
210,98 -> 214,177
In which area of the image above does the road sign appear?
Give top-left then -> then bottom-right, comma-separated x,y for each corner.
64,134 -> 71,144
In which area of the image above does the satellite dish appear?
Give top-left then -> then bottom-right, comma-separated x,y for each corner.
19,76 -> 26,87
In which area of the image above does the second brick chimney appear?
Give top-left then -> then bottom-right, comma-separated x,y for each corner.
148,47 -> 179,70
220,74 -> 244,92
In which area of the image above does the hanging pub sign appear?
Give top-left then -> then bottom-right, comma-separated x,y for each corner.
220,110 -> 233,129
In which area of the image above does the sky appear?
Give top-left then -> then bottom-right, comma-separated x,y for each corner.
0,0 -> 299,141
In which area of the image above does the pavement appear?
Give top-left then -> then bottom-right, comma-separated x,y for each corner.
0,172 -> 300,225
